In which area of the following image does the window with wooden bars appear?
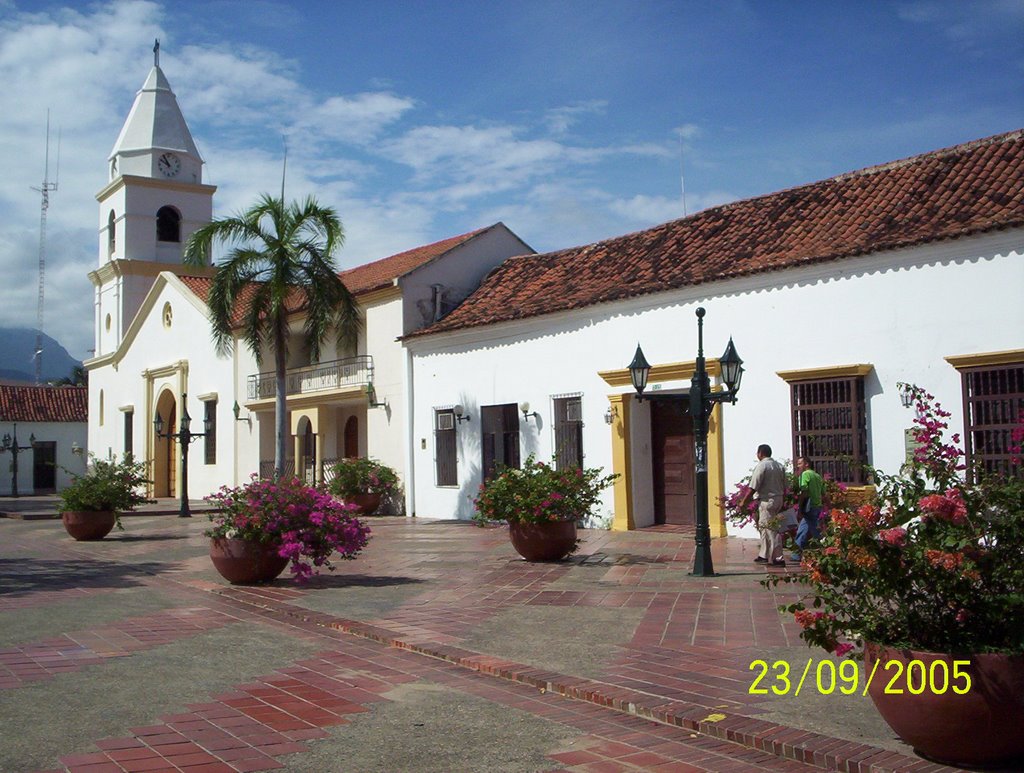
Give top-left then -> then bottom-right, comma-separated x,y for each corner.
790,377 -> 868,484
960,363 -> 1024,480
434,408 -> 457,486
553,395 -> 583,470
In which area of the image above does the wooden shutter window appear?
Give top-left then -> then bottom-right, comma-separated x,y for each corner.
435,409 -> 457,486
961,363 -> 1024,480
790,377 -> 868,484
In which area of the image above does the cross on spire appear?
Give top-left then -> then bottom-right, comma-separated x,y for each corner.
153,38 -> 160,67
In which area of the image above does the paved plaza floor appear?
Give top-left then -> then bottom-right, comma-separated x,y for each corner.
0,506 -> 984,772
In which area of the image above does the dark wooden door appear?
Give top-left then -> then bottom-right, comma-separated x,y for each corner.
651,400 -> 695,525
33,441 -> 57,493
344,416 -> 359,458
481,404 -> 520,481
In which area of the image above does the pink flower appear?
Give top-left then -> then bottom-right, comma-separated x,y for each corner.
918,489 -> 967,524
832,642 -> 855,658
879,527 -> 907,547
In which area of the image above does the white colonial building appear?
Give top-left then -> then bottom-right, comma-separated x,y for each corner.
0,385 -> 87,496
404,131 -> 1024,533
85,49 -> 532,505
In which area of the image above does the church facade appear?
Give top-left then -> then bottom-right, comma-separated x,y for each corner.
85,49 -> 533,505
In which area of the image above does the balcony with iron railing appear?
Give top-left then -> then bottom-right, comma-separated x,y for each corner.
247,355 -> 374,401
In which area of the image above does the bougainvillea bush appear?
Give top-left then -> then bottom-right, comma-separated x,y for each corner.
719,460 -> 799,531
206,475 -> 371,581
326,457 -> 400,498
766,385 -> 1024,658
473,456 -> 618,526
719,460 -> 847,532
58,454 -> 154,529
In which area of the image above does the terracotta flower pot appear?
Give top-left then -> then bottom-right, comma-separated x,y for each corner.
864,642 -> 1024,766
62,511 -> 117,541
209,537 -> 289,585
347,492 -> 382,515
508,520 -> 578,562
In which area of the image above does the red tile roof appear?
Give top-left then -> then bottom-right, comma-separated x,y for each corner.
338,225 -> 494,295
0,385 -> 87,423
177,225 -> 499,325
411,130 -> 1024,338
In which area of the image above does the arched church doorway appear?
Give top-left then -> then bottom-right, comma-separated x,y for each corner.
344,416 -> 359,458
154,390 -> 177,498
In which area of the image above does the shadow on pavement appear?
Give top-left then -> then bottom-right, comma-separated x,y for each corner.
302,574 -> 425,589
105,533 -> 189,542
0,557 -> 173,597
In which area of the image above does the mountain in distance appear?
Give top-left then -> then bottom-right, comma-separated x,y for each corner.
0,327 -> 82,383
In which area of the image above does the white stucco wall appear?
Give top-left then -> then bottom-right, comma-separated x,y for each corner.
87,274 -> 248,498
363,294 -> 406,481
406,230 -> 1024,529
399,225 -> 534,335
0,421 -> 87,496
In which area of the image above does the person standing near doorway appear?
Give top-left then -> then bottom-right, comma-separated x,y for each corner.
792,456 -> 825,561
739,444 -> 788,566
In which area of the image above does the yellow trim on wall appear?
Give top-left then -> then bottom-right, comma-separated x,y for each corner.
776,363 -> 874,382
708,403 -> 726,537
599,359 -> 721,388
944,349 -> 1024,370
608,393 -> 634,531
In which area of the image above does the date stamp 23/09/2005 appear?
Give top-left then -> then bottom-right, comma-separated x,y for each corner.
748,658 -> 974,697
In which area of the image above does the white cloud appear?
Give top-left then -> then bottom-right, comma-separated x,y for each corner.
0,1 -> 700,361
300,93 -> 416,144
544,100 -> 608,134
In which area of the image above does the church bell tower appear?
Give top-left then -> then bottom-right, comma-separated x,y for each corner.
90,40 -> 216,358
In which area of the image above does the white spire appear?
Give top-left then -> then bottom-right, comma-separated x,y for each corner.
108,44 -> 201,166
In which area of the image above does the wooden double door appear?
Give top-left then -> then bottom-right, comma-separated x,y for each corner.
651,399 -> 696,526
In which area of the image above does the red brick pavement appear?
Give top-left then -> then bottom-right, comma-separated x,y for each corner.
3,517 -> 970,772
0,608 -> 239,688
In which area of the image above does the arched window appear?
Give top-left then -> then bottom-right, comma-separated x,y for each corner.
156,206 -> 181,243
107,210 -> 116,256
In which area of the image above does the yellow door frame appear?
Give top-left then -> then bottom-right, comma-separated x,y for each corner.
599,360 -> 727,535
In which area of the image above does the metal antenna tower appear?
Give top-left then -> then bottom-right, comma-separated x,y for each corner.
31,112 -> 59,384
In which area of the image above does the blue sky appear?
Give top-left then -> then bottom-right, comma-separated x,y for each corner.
0,0 -> 1022,361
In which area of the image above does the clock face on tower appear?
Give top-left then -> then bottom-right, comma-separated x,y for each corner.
157,152 -> 181,178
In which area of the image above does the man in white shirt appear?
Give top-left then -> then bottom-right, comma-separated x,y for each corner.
739,444 -> 788,566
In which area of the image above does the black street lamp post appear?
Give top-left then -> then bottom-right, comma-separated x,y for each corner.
628,307 -> 744,576
0,423 -> 37,498
153,393 -> 211,518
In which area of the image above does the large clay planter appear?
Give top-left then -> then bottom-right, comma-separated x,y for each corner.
209,538 -> 289,585
62,510 -> 117,541
508,520 -> 578,562
865,642 -> 1024,767
347,492 -> 382,515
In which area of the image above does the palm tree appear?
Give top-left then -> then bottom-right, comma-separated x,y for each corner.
184,194 -> 359,480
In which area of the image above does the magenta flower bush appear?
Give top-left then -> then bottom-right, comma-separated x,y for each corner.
767,385 -> 1024,658
206,475 -> 371,581
719,460 -> 847,531
473,455 -> 617,526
